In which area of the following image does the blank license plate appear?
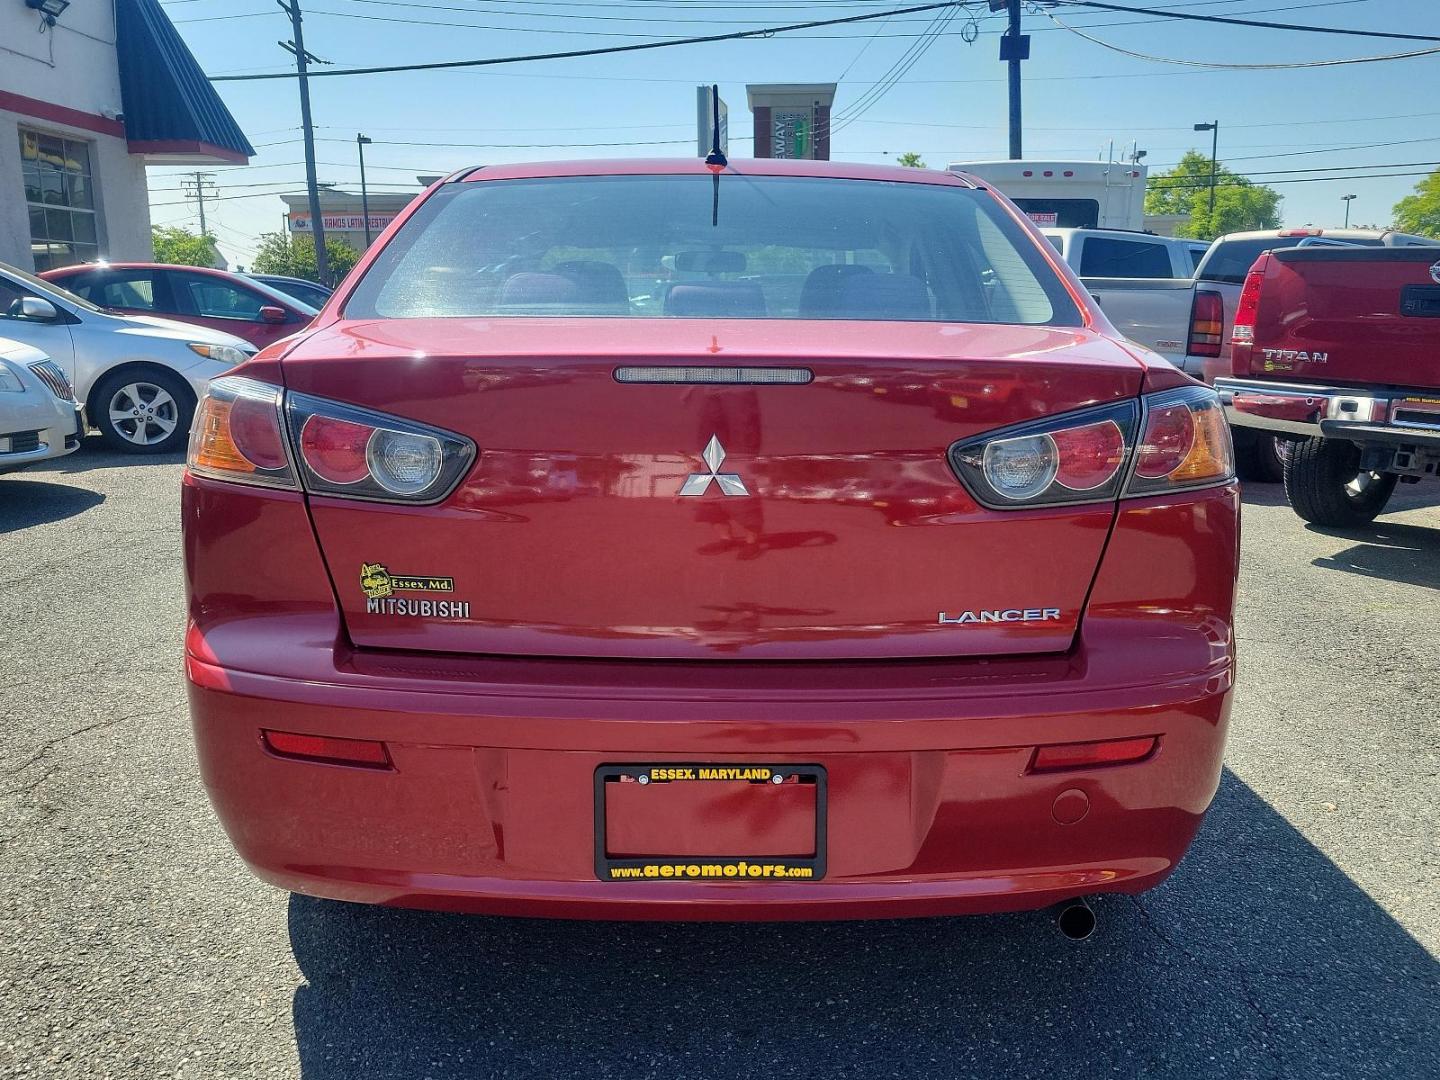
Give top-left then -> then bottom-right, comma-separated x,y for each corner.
594,763 -> 826,882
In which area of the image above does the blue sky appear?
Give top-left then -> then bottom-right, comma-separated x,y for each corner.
148,0 -> 1440,267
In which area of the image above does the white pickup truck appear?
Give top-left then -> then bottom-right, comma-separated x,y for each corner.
1044,228 -> 1207,279
1084,227 -> 1440,479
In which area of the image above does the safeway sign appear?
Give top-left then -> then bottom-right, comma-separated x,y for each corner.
290,214 -> 395,232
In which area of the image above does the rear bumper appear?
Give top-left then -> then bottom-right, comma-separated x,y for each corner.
187,635 -> 1232,920
1216,376 -> 1434,439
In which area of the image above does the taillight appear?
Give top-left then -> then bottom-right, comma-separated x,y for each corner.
949,387 -> 1234,508
186,376 -> 475,504
1126,386 -> 1234,496
287,393 -> 472,502
187,377 -> 298,490
951,400 -> 1138,508
1230,256 -> 1268,374
1186,289 -> 1224,358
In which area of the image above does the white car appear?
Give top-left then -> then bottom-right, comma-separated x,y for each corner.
0,337 -> 83,473
0,262 -> 257,454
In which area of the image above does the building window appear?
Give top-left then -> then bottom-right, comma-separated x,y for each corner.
19,128 -> 101,271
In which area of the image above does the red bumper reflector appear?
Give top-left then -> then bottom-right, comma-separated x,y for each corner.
1030,736 -> 1157,773
261,729 -> 393,769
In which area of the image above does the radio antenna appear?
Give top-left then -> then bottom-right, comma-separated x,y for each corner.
704,84 -> 727,169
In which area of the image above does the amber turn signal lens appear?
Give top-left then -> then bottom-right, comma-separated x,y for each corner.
186,377 -> 299,490
1170,396 -> 1232,485
191,396 -> 254,474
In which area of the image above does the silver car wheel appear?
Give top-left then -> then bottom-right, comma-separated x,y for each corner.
1344,471 -> 1382,500
108,382 -> 179,446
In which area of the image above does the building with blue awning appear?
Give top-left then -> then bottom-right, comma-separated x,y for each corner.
0,0 -> 253,271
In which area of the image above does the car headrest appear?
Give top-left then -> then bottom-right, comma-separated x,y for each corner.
798,264 -> 875,317
833,273 -> 932,320
665,282 -> 767,318
497,272 -> 580,310
551,260 -> 630,314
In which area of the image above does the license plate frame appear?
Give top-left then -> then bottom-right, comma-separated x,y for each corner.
594,763 -> 827,883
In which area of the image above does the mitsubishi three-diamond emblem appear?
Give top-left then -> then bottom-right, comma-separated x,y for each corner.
679,435 -> 749,496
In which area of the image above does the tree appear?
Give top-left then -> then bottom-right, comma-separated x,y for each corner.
152,225 -> 220,267
1393,168 -> 1440,238
896,152 -> 926,169
1144,150 -> 1281,241
250,232 -> 360,284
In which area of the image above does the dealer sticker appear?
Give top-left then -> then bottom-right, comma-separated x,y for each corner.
360,562 -> 468,619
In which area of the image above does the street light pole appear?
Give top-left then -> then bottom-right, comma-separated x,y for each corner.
1194,121 -> 1219,218
1342,193 -> 1357,228
357,134 -> 373,249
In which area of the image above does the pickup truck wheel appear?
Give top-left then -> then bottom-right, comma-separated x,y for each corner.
1283,437 -> 1397,527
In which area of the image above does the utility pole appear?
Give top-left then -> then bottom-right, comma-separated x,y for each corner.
357,133 -> 373,249
991,0 -> 1030,159
180,172 -> 216,236
278,0 -> 331,285
1194,120 -> 1220,217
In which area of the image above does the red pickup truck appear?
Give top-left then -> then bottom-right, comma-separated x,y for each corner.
1216,246 -> 1440,526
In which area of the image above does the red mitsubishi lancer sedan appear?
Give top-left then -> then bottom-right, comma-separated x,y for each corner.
183,158 -> 1239,922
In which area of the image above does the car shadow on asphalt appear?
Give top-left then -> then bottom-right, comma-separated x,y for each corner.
1237,479 -> 1289,507
285,771 -> 1438,1080
43,437 -> 185,472
1308,520 -> 1440,592
0,477 -> 103,533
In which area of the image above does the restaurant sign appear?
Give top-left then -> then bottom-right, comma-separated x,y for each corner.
289,214 -> 396,232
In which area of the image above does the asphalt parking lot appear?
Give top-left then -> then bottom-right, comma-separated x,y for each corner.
1,442 -> 1436,1080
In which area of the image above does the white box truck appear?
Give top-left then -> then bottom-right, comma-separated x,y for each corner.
948,160 -> 1147,231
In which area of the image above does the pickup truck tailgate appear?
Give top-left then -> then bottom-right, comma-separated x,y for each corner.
1241,247 -> 1440,388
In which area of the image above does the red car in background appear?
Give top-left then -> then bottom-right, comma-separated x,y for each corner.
1218,245 -> 1440,526
41,263 -> 317,350
182,159 -> 1239,928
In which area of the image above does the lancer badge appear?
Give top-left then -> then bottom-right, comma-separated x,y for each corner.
680,435 -> 749,496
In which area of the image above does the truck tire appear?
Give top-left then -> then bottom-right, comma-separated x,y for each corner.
1282,437 -> 1397,527
1234,429 -> 1286,483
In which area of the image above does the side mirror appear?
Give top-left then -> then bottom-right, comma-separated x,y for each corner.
259,305 -> 288,325
16,296 -> 59,321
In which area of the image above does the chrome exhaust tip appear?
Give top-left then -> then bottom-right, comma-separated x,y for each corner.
1056,897 -> 1097,942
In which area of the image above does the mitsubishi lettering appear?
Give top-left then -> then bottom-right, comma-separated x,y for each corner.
182,159 -> 1240,922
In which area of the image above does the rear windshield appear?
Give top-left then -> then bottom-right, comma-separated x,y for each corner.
344,175 -> 1082,326
1196,236 -> 1384,284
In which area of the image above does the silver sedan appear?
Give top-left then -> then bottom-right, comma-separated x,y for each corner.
0,262 -> 258,454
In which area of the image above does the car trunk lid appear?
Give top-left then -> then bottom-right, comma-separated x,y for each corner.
282,318 -> 1143,660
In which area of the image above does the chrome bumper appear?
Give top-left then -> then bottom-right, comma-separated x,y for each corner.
1215,377 -> 1403,438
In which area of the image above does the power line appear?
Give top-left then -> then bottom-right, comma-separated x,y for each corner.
207,1 -> 988,80
175,0 -> 1364,35
1045,8 -> 1440,67
1054,0 -> 1440,42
